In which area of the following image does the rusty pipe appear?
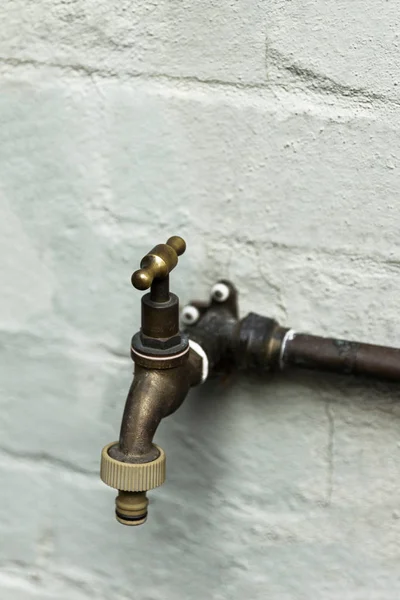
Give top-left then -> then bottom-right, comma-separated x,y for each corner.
282,333 -> 400,381
184,281 -> 400,383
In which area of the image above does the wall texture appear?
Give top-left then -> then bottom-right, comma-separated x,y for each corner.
1,2 -> 400,599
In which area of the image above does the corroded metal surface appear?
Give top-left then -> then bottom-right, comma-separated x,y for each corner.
185,280 -> 400,382
283,334 -> 400,381
101,236 -> 203,525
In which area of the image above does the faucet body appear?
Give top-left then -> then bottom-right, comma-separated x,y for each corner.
101,237 -> 204,525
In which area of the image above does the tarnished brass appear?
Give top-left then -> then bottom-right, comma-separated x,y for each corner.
130,236 -> 188,343
109,353 -> 202,464
141,292 -> 180,339
131,236 -> 186,291
100,236 -> 204,526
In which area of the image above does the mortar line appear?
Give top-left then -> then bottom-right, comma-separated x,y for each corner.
0,54 -> 399,117
0,445 -> 98,478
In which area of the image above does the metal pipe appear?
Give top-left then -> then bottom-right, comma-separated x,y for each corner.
282,333 -> 400,381
185,280 -> 400,383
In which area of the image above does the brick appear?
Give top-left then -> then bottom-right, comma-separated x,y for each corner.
0,1 -> 267,84
266,0 -> 400,101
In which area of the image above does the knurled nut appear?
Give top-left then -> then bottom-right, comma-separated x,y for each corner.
100,442 -> 166,492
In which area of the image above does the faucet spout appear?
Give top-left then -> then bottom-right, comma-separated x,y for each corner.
109,352 -> 202,465
101,346 -> 203,526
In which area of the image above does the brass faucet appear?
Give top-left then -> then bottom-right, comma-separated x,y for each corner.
100,236 -> 205,526
101,236 -> 400,528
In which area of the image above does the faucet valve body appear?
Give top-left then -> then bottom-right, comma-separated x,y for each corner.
100,236 -> 205,526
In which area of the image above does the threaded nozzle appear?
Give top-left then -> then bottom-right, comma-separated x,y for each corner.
115,491 -> 149,526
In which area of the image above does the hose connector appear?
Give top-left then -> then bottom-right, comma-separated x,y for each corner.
100,442 -> 166,526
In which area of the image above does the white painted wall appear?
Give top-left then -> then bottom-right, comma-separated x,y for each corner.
1,2 -> 400,598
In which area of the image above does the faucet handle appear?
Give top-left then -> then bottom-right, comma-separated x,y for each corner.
131,236 -> 186,291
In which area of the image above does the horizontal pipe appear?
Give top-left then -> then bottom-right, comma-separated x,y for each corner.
282,333 -> 400,381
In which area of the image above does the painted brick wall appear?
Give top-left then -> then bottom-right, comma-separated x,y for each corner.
1,2 -> 400,598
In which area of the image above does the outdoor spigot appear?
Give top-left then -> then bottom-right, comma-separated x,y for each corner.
100,236 -> 205,526
100,237 -> 400,529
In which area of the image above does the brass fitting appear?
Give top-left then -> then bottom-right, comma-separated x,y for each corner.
100,237 -> 205,526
